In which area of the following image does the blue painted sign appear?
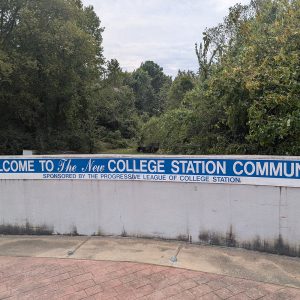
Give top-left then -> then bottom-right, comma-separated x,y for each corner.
0,157 -> 299,187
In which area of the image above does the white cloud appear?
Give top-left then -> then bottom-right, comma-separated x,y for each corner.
212,0 -> 248,12
82,0 -> 250,76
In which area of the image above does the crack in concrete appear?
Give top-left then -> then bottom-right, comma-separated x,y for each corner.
170,244 -> 183,263
67,236 -> 91,256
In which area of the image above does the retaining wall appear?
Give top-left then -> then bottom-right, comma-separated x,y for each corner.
1,155 -> 300,256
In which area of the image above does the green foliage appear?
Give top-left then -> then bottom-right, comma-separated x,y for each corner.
128,60 -> 171,116
0,0 -> 106,154
244,0 -> 300,154
141,0 -> 300,155
128,68 -> 156,116
167,71 -> 196,109
141,108 -> 193,154
1,0 -> 299,155
97,59 -> 140,147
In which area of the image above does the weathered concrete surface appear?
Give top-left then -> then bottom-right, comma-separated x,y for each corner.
177,244 -> 300,288
1,236 -> 300,289
0,235 -> 86,258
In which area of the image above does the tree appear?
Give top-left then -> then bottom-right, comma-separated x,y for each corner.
244,0 -> 300,154
143,0 -> 300,155
0,0 -> 105,154
128,68 -> 155,116
129,61 -> 171,116
167,71 -> 195,109
140,108 -> 193,154
94,59 -> 139,149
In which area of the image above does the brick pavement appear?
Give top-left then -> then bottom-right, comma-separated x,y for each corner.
0,256 -> 300,299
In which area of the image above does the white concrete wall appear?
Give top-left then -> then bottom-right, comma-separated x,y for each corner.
1,174 -> 300,253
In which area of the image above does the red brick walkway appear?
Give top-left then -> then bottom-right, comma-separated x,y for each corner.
0,256 -> 300,300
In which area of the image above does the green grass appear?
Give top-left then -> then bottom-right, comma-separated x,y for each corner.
100,148 -> 140,154
100,147 -> 162,155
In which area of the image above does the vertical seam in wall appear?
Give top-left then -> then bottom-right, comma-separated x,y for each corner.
279,186 -> 282,238
228,185 -> 232,229
285,187 -> 288,231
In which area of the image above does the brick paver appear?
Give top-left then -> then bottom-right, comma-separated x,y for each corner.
0,256 -> 299,299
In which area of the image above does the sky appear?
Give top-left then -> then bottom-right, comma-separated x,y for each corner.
81,0 -> 250,77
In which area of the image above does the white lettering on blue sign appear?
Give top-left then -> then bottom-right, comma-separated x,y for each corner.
0,157 -> 299,187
